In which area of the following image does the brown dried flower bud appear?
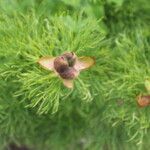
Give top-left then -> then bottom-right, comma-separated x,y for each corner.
59,67 -> 79,80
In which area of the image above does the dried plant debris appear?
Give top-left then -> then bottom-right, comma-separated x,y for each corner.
137,95 -> 150,107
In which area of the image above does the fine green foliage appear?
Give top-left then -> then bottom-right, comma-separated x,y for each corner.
0,0 -> 150,150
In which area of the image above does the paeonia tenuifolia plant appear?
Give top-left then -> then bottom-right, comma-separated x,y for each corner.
38,52 -> 95,88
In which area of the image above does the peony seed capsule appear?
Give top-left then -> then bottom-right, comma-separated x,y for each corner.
38,51 -> 95,88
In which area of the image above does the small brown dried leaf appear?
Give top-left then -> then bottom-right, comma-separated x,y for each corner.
75,56 -> 95,71
38,56 -> 55,71
62,79 -> 74,89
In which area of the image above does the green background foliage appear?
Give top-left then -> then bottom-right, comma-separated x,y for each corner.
0,0 -> 150,149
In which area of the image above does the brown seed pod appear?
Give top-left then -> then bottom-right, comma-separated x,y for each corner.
137,95 -> 150,107
59,67 -> 79,80
62,52 -> 77,67
38,52 -> 95,88
54,56 -> 69,73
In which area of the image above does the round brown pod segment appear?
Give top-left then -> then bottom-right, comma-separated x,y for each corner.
62,52 -> 77,67
59,67 -> 79,80
54,56 -> 69,73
